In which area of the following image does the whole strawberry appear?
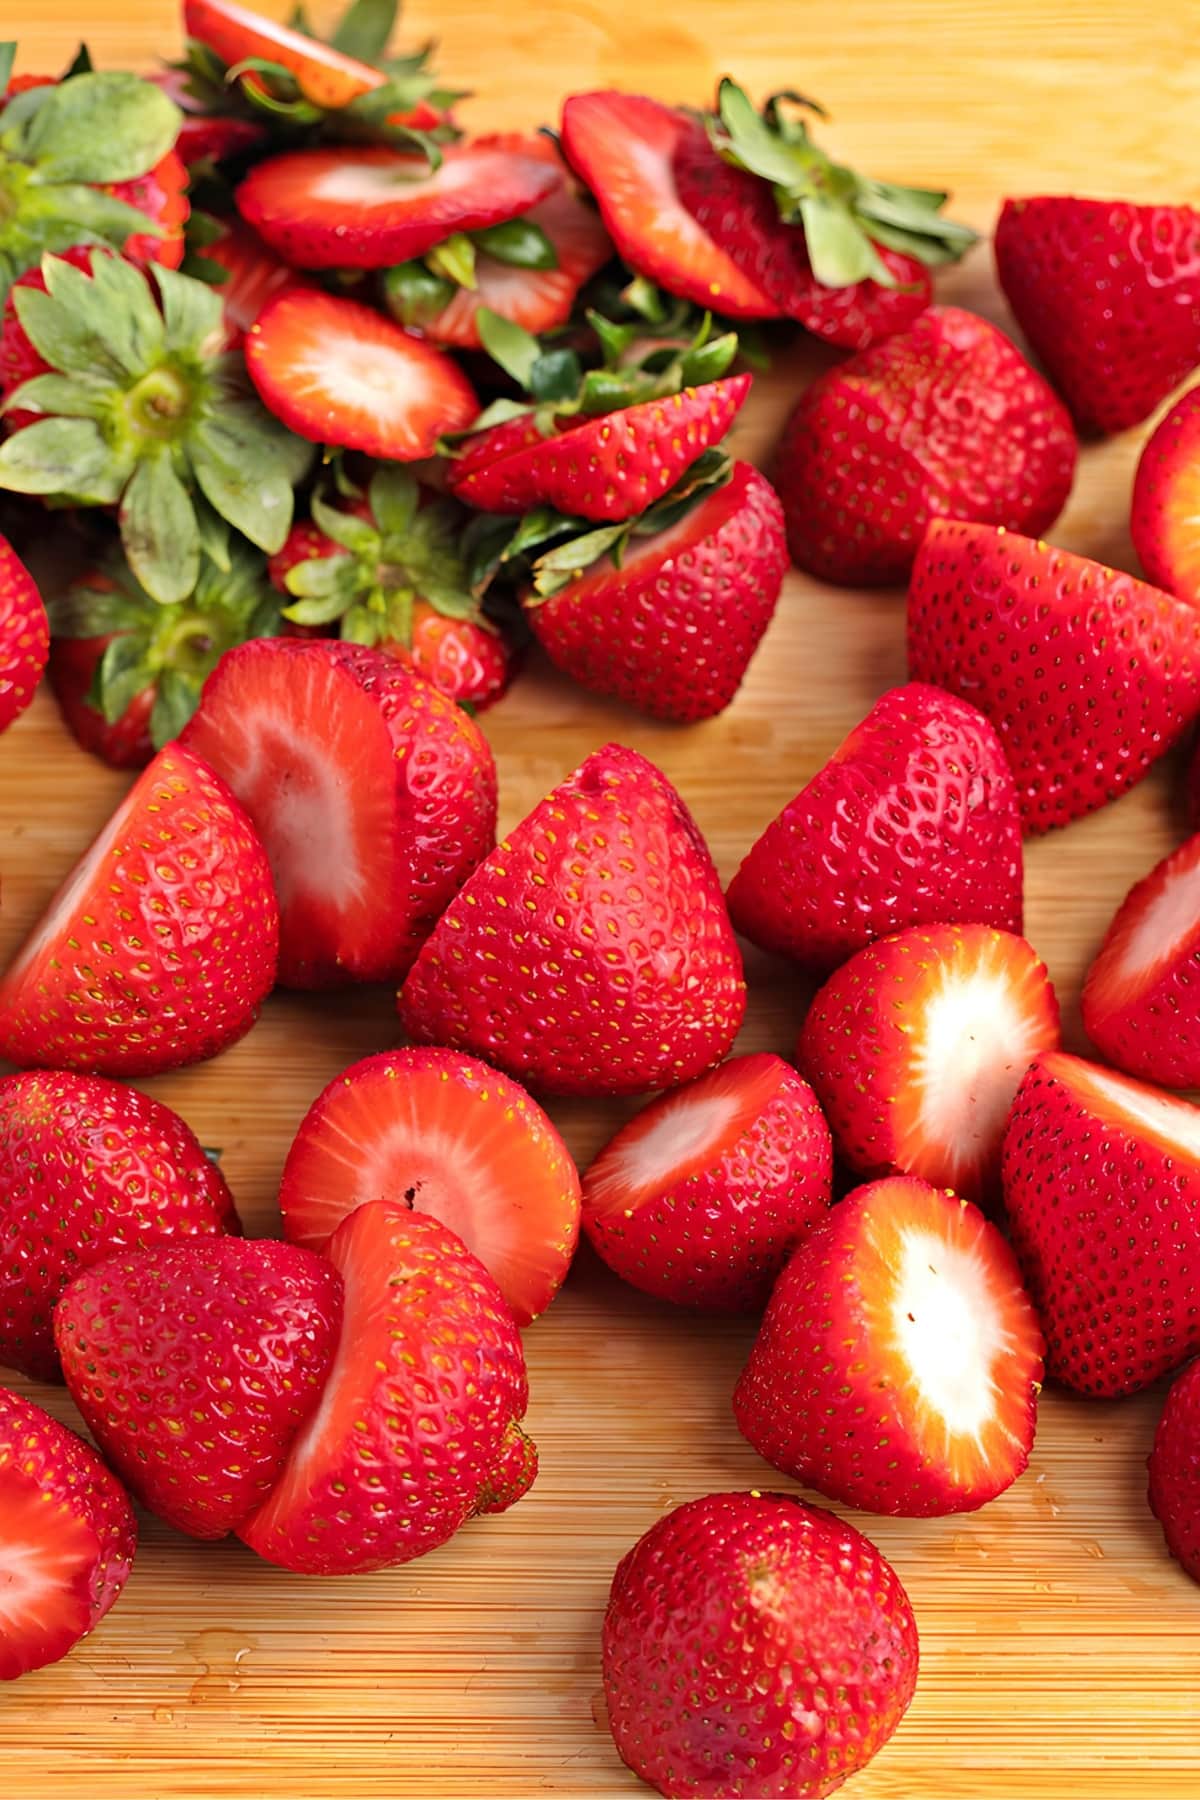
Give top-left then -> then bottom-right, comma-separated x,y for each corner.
49,633 -> 155,768
602,1490 -> 919,1799
1149,1359 -> 1200,1585
0,532 -> 48,734
1131,384 -> 1200,604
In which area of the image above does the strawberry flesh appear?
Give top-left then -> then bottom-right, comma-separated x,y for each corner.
184,0 -> 388,110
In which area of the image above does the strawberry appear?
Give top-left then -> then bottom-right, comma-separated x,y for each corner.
401,600 -> 514,710
56,1238 -> 341,1540
0,1069 -> 238,1381
239,1201 -> 535,1575
0,743 -> 279,1075
559,93 -> 777,319
907,520 -> 1200,833
994,196 -> 1200,435
280,1046 -> 581,1326
734,1175 -> 1044,1516
0,532 -> 48,735
1002,1052 -> 1200,1397
150,69 -> 267,167
797,922 -> 1060,1204
184,0 -> 434,115
398,742 -> 745,1097
776,307 -> 1076,586
48,633 -> 154,769
180,638 -> 497,988
1149,1359 -> 1200,1586
581,1053 -> 832,1311
245,290 -> 478,460
523,460 -> 787,721
602,1491 -> 919,1800
103,151 -> 189,270
726,683 -> 1024,972
1131,384 -> 1200,603
0,244 -> 106,432
0,1387 -> 136,1680
204,217 -> 304,347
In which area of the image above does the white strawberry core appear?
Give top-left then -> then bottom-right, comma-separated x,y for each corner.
890,1225 -> 1012,1437
309,150 -> 518,208
237,716 -> 365,913
288,332 -> 439,432
611,1091 -> 742,1184
1114,855 -> 1200,981
0,1485 -> 93,1644
1072,1061 -> 1200,1160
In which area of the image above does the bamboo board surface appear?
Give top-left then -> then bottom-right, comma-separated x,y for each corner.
4,3 -> 1200,1796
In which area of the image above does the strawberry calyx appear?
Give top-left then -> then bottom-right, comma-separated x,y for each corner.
382,215 -> 560,327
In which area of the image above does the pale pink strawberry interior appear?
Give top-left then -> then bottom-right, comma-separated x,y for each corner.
0,1480 -> 93,1667
1061,1056 -> 1200,1161
1108,851 -> 1200,991
307,148 -> 551,209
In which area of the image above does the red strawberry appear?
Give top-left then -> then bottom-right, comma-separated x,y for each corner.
49,631 -> 153,767
603,1491 -> 919,1800
0,743 -> 279,1075
1149,1359 -> 1200,1585
150,70 -> 267,166
0,1070 -> 237,1381
246,290 -> 478,459
399,743 -> 745,1097
907,520 -> 1200,832
582,1053 -> 832,1311
559,93 -> 776,320
1131,384 -> 1200,603
185,0 -> 407,111
797,922 -> 1060,1204
776,307 -> 1076,585
1002,1052 -> 1200,1397
180,638 -> 496,988
239,1201 -> 535,1575
726,683 -> 1024,971
280,1046 -> 581,1326
103,150 -> 189,270
204,217 -> 303,347
734,1174 -> 1044,1515
56,1238 -> 341,1540
994,196 -> 1200,435
0,245 -> 102,431
0,533 -> 48,734
524,461 -> 785,720
0,1387 -> 136,1681
400,601 -> 514,710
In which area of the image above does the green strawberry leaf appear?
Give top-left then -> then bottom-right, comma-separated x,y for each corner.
195,497 -> 233,572
2,371 -> 108,419
527,347 -> 583,405
473,218 -> 558,271
156,263 -> 225,351
340,601 -> 383,645
22,72 -> 180,184
120,454 -> 200,604
189,407 -> 300,553
382,260 -> 455,328
64,250 -> 167,372
310,488 -> 381,555
150,667 -> 203,746
284,553 -> 359,601
476,308 -> 541,387
15,260 -> 151,382
284,588 -> 360,627
531,521 -> 629,595
64,44 -> 94,78
98,631 -> 156,721
46,582 -> 144,637
799,193 -> 892,287
0,45 -> 15,93
329,0 -> 398,60
426,232 -> 476,290
368,464 -> 420,539
679,330 -> 739,385
0,415 -> 127,500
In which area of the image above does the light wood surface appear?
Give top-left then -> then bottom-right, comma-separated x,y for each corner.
5,4 -> 1200,1796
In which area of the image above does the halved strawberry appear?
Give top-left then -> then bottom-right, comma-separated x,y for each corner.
559,93 -> 777,320
236,143 -> 560,271
0,533 -> 48,735
797,922 -> 1061,1204
1149,1359 -> 1200,1584
1131,384 -> 1200,603
734,1174 -> 1044,1515
184,0 -> 390,110
280,1047 -> 581,1325
246,290 -> 478,459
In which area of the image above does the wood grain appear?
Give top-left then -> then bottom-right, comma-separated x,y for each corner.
4,4 -> 1200,1796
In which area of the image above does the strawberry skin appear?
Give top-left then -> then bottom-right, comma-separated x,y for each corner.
734,1175 -> 1044,1516
400,601 -> 514,711
0,744 -> 278,1075
603,1491 -> 918,1800
908,520 -> 1200,832
726,683 -> 1024,971
56,1238 -> 342,1540
582,1053 -> 832,1311
0,1387 -> 136,1681
1002,1052 -> 1200,1397
240,1201 -> 535,1576
399,742 -> 745,1097
1,246 -> 102,430
1149,1359 -> 1200,1586
104,150 -> 189,270
776,306 -> 1077,585
1131,385 -> 1200,604
0,533 -> 48,734
205,218 -> 303,348
994,196 -> 1200,434
525,461 -> 786,720
48,633 -> 155,770
0,1069 -> 238,1381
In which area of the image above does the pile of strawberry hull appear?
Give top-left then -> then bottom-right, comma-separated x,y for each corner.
4,5 -> 1200,1799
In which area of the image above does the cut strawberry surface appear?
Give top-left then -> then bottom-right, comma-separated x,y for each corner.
280,1047 -> 582,1325
246,290 -> 478,459
184,0 -> 387,110
1131,385 -> 1200,603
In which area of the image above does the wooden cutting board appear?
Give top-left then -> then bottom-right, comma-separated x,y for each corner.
5,4 -> 1200,1795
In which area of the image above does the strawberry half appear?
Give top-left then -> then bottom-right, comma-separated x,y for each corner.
184,0 -> 393,110
0,1387 -> 136,1681
798,922 -> 1060,1204
581,1053 -> 832,1311
1149,1360 -> 1200,1586
907,520 -> 1200,833
280,1046 -> 581,1326
734,1174 -> 1044,1515
180,638 -> 496,988
1002,1052 -> 1200,1397
0,533 -> 48,735
0,743 -> 278,1075
56,1238 -> 341,1540
398,743 -> 746,1097
246,290 -> 478,459
1131,384 -> 1200,604
726,683 -> 1024,972
239,1201 -> 535,1576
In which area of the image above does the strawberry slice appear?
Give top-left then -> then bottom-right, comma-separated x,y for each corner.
184,0 -> 388,109
1131,385 -> 1200,603
245,290 -> 478,459
798,922 -> 1061,1204
559,93 -> 777,320
205,218 -> 304,346
236,144 -> 560,270
280,1046 -> 582,1325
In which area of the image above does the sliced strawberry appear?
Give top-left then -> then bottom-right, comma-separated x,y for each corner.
559,94 -> 777,320
280,1046 -> 581,1325
1131,385 -> 1200,603
205,218 -> 303,347
0,534 -> 48,735
1149,1360 -> 1200,1584
184,0 -> 387,109
246,290 -> 478,459
734,1174 -> 1044,1515
797,922 -> 1061,1204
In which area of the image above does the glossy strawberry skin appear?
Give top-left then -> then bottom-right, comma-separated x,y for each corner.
602,1491 -> 919,1800
1131,385 -> 1200,604
0,533 -> 48,733
104,151 -> 189,270
776,307 -> 1076,585
1149,1359 -> 1200,1585
526,461 -> 786,721
727,683 -> 1023,971
48,634 -> 155,770
907,520 -> 1200,833
399,603 -> 514,711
